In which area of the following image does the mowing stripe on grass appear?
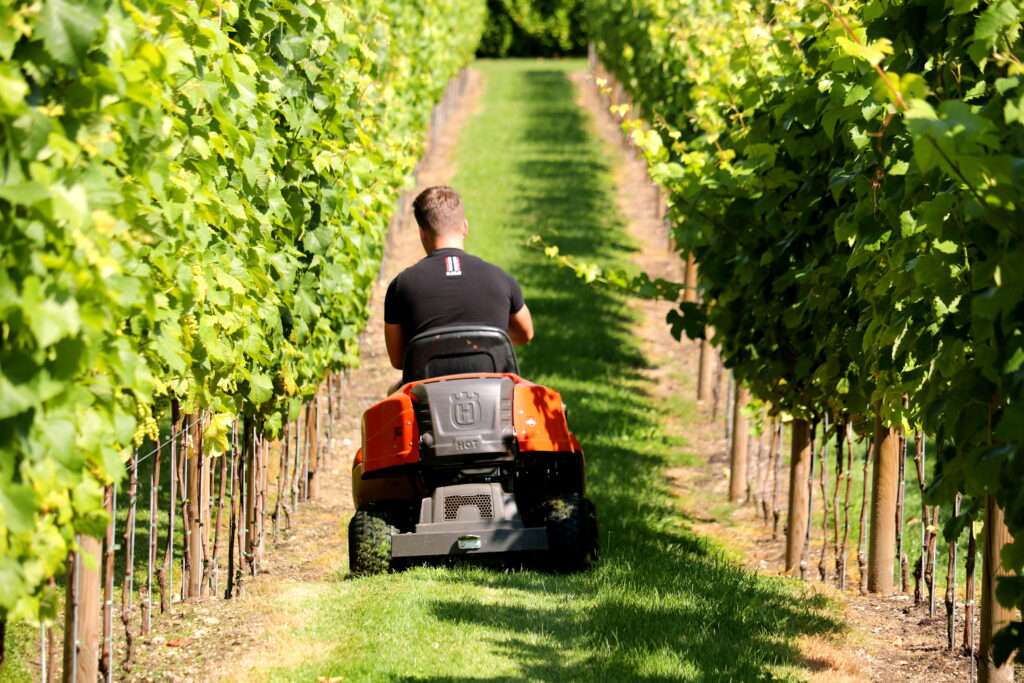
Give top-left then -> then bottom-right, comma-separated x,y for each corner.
265,59 -> 841,682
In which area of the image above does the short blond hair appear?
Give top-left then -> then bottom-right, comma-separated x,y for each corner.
413,186 -> 464,237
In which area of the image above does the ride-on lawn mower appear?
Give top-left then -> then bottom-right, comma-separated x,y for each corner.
349,325 -> 598,574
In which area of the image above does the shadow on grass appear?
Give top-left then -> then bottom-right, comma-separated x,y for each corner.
262,61 -> 842,682
415,63 -> 843,680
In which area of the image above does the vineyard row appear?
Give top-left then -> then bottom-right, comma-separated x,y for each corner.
584,0 -> 1023,674
0,0 -> 486,667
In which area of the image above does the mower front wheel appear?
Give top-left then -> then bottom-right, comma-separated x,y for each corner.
348,503 -> 400,575
544,494 -> 598,573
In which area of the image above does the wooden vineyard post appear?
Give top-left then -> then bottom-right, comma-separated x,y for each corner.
762,417 -> 778,525
143,420 -> 162,633
868,412 -> 899,593
724,376 -> 734,443
306,398 -> 320,500
838,421 -> 856,591
258,436 -> 267,568
770,420 -> 783,539
46,578 -> 57,683
157,401 -> 180,612
818,416 -> 831,583
100,486 -> 115,680
912,431 -> 927,605
683,254 -> 697,304
213,445 -> 230,594
856,436 -> 872,594
979,496 -> 1015,682
274,423 -> 290,534
800,421 -> 817,579
946,494 -> 961,650
785,419 -> 811,575
965,524 -> 978,656
227,422 -> 245,599
177,415 -> 191,600
63,535 -> 101,682
245,424 -> 260,577
926,506 -> 940,612
186,416 -> 203,599
121,450 -> 138,670
291,414 -> 302,512
201,417 -> 213,595
729,384 -> 749,502
697,327 -> 716,404
896,428 -> 908,593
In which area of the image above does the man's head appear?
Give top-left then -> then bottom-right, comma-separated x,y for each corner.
413,187 -> 467,249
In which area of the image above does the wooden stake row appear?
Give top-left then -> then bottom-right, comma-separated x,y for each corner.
49,376 -> 344,681
588,50 -> 1010,680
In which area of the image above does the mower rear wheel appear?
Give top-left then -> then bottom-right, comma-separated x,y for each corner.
543,494 -> 598,573
348,503 -> 400,575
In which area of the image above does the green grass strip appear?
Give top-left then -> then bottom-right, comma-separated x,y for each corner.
265,58 -> 841,682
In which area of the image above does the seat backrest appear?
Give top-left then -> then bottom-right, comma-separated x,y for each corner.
402,326 -> 519,384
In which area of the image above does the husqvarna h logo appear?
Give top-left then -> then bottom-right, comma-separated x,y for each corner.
450,391 -> 480,428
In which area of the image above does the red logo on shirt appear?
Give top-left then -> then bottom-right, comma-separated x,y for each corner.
445,255 -> 462,277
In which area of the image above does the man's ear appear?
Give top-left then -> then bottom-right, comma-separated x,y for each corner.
462,219 -> 469,237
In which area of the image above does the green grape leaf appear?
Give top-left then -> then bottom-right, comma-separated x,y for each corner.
38,0 -> 105,67
0,485 -> 36,533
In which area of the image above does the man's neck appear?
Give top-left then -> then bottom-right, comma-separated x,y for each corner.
426,238 -> 464,254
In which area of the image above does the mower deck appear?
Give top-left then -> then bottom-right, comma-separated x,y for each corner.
391,482 -> 548,558
391,522 -> 549,558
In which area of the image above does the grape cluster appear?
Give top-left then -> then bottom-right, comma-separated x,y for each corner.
216,375 -> 237,393
132,401 -> 159,447
181,313 -> 199,351
280,371 -> 298,396
192,264 -> 208,304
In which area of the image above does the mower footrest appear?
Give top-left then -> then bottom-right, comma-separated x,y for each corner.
391,525 -> 548,558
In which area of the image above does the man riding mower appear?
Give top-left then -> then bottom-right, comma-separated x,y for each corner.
348,325 -> 598,574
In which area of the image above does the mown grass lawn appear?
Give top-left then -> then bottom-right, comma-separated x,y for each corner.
263,58 -> 841,682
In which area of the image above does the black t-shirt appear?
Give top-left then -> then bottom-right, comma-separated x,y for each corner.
384,248 -> 525,340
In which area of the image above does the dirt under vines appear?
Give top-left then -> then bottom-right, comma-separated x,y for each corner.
571,69 -> 982,683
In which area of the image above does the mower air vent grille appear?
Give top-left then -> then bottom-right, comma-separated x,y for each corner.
443,494 -> 493,521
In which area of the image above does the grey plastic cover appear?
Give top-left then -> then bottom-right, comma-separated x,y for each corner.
413,377 -> 514,457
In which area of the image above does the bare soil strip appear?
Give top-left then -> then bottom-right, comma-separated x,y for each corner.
570,70 -> 977,682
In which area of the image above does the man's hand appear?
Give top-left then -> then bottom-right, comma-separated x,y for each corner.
384,323 -> 405,369
507,304 -> 534,346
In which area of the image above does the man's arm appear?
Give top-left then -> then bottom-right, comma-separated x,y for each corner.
507,304 -> 534,346
385,323 -> 405,369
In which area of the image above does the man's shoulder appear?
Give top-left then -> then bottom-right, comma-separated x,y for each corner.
392,253 -> 439,281
462,252 -> 515,278
392,250 -> 517,286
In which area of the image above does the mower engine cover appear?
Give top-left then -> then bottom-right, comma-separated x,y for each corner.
410,376 -> 515,461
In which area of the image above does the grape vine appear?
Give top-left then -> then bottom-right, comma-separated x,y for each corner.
586,0 -> 1023,659
0,0 -> 485,625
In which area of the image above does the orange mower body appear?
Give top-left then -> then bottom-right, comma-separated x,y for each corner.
348,327 -> 597,574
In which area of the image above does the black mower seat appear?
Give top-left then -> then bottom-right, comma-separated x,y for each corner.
402,326 -> 519,385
